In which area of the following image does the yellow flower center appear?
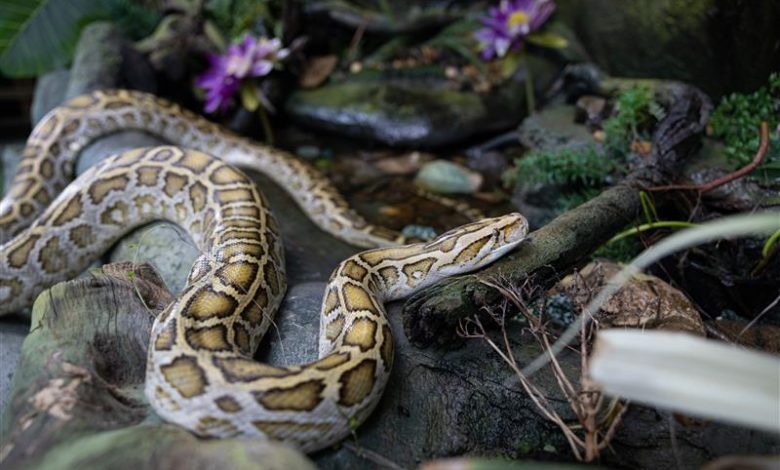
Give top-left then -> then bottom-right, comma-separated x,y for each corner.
507,11 -> 530,28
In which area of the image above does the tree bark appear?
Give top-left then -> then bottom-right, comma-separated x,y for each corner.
402,84 -> 713,347
0,263 -> 313,470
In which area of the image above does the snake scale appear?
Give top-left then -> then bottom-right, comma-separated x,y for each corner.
0,90 -> 528,453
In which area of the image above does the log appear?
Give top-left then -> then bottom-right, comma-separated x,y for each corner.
0,263 -> 313,470
402,84 -> 713,347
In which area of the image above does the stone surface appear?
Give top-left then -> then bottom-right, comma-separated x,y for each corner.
556,0 -> 780,97
516,103 -> 596,152
304,0 -> 480,34
65,22 -> 124,100
1,264 -> 315,469
30,69 -> 71,126
0,319 -> 27,413
1,143 -> 24,194
684,139 -> 780,212
285,56 -> 560,148
511,103 -> 600,229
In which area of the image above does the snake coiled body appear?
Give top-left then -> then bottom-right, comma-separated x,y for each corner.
0,90 -> 528,452
0,89 -> 406,248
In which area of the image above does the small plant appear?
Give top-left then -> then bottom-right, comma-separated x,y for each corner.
503,146 -> 613,188
602,85 -> 662,156
458,278 -> 627,462
205,0 -> 275,41
709,73 -> 780,172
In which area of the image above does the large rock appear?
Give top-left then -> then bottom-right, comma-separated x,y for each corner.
304,0 -> 482,34
30,70 -> 71,126
557,0 -> 780,96
286,56 -> 560,148
65,22 -> 124,100
0,319 -> 27,413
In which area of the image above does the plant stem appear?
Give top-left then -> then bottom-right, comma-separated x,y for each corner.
523,52 -> 536,115
608,221 -> 699,244
761,226 -> 780,258
257,106 -> 274,145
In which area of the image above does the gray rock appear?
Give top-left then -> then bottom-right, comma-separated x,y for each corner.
108,223 -> 201,295
304,0 -> 480,34
285,56 -> 560,148
76,132 -> 165,176
257,282 -> 326,365
31,69 -> 71,126
0,319 -> 27,413
684,138 -> 780,211
512,103 -> 600,228
516,104 -> 596,152
65,22 -> 124,100
466,150 -> 509,186
415,160 -> 483,194
1,143 -> 24,195
556,0 -> 780,97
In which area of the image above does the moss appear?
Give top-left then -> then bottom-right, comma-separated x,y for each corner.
206,0 -> 274,40
709,72 -> 780,174
503,146 -> 612,188
602,85 -> 661,156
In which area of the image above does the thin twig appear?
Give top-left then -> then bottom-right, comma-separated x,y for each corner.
738,293 -> 780,338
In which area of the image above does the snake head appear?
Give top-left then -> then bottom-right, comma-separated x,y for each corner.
478,212 -> 529,264
426,212 -> 529,275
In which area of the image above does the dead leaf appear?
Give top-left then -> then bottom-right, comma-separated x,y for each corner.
553,260 -> 705,335
373,151 -> 432,175
299,55 -> 338,89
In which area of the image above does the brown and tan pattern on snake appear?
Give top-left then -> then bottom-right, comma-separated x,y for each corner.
0,146 -> 528,452
0,89 -> 430,248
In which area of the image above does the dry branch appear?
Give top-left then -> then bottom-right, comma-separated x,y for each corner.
402,84 -> 712,347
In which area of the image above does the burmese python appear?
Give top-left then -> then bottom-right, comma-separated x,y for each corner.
0,89 -> 480,248
0,91 -> 528,452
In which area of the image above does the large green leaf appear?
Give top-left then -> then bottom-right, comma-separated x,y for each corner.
0,0 -> 106,77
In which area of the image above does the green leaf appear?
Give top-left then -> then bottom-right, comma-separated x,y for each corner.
500,50 -> 524,79
239,82 -> 259,112
526,31 -> 569,49
0,0 -> 106,77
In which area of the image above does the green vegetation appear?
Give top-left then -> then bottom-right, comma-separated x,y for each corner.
0,0 -> 164,77
503,86 -> 667,262
504,85 -> 664,193
602,85 -> 664,156
106,0 -> 161,41
0,0 -> 105,77
205,0 -> 275,40
709,73 -> 779,173
503,146 -> 612,188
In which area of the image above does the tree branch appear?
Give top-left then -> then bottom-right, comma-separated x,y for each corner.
402,84 -> 712,347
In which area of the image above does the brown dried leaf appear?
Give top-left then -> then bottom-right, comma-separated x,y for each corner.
553,260 -> 705,335
373,151 -> 432,175
299,55 -> 338,89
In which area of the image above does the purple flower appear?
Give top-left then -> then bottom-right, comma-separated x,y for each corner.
196,34 -> 289,113
475,0 -> 556,60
